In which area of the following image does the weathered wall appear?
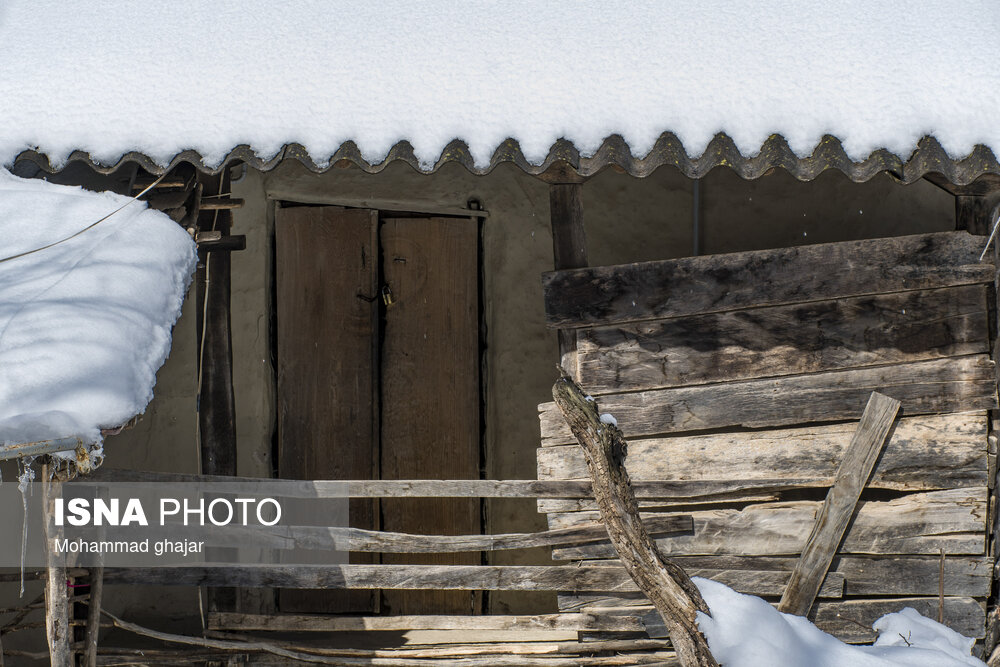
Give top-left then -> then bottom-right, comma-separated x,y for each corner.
93,161 -> 954,621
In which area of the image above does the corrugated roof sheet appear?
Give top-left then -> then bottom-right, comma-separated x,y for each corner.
13,134 -> 1000,185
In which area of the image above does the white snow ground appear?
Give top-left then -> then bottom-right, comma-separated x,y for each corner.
0,170 -> 196,447
0,2 -> 997,169
696,577 -> 986,666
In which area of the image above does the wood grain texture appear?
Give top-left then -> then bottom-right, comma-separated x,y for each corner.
208,612 -> 645,633
276,205 -> 379,613
539,356 -> 997,445
543,231 -> 993,329
577,286 -> 989,394
550,375 -> 719,667
548,487 -> 988,558
778,393 -> 900,616
537,413 -> 987,491
380,217 -> 481,615
558,555 -> 992,604
550,183 -> 588,376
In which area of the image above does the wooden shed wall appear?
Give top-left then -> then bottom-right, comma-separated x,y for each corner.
538,230 -> 998,643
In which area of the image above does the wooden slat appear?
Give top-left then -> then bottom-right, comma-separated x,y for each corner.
577,286 -> 989,393
208,612 -> 644,633
598,597 -> 985,644
556,556 -> 993,601
778,393 -> 900,615
99,564 -> 833,596
537,413 -> 987,492
543,231 -> 993,329
380,217 -> 481,615
549,488 -> 988,558
539,356 -> 996,445
276,205 -> 380,613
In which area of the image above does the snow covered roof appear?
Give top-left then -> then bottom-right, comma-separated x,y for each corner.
0,171 -> 196,451
3,3 -> 1000,184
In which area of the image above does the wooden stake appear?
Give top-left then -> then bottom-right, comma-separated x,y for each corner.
778,392 -> 900,616
551,374 -> 718,667
84,567 -> 103,667
42,464 -> 71,665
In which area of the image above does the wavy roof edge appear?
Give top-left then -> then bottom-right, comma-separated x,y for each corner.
13,133 -> 1000,186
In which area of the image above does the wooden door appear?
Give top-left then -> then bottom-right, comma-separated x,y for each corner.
276,205 -> 380,613
380,218 -> 481,615
276,208 -> 481,615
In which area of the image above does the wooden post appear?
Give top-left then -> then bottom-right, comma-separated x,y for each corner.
552,374 -> 718,667
549,182 -> 588,377
777,392 -> 900,616
83,567 -> 103,667
42,465 -> 71,665
195,167 -> 239,615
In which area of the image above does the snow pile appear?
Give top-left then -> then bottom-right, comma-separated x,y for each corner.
0,170 -> 196,447
695,577 -> 985,666
0,2 -> 997,169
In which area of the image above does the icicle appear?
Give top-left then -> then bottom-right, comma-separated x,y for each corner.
17,457 -> 35,597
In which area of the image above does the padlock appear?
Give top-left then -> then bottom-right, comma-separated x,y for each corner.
381,284 -> 395,306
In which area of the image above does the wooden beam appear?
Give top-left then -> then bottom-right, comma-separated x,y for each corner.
551,374 -> 718,667
543,231 -> 992,329
550,183 -> 588,376
208,612 -> 644,633
924,172 -> 1000,197
84,568 -> 104,667
778,392 -> 900,616
42,467 -> 71,666
956,195 -> 1000,235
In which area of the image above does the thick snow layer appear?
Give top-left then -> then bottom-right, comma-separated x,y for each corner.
0,170 -> 196,446
695,577 -> 986,667
0,2 -> 997,169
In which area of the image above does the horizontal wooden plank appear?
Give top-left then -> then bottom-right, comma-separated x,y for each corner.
556,556 -> 992,600
604,597 -> 985,644
123,515 -> 690,553
577,286 -> 989,394
537,414 -> 987,497
549,488 -> 987,558
539,356 -> 996,444
100,564 -> 838,597
207,612 -> 646,633
544,231 -> 993,329
537,495 -> 781,513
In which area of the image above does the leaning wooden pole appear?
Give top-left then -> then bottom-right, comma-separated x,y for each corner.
551,374 -> 718,667
42,464 -> 71,665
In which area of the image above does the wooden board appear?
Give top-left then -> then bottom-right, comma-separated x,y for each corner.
556,556 -> 993,600
275,205 -> 379,613
208,612 -> 646,633
543,231 -> 993,328
548,488 -> 987,558
577,286 -> 989,393
380,217 -> 481,615
537,413 -> 987,493
538,356 -> 997,445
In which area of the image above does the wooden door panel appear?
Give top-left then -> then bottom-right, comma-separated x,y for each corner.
276,205 -> 379,613
380,217 -> 481,615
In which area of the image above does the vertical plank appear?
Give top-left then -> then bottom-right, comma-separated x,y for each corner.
380,217 -> 481,615
276,206 -> 379,613
777,392 -> 901,616
42,466 -> 70,666
549,183 -> 587,377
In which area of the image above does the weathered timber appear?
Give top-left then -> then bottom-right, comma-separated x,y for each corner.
577,286 -> 988,393
208,612 -> 644,633
549,487 -> 988,558
543,231 -> 993,329
42,469 -> 71,666
590,597 -> 985,644
778,392 -> 900,616
550,182 -> 588,376
925,172 -> 1000,198
96,516 -> 693,554
198,198 -> 245,211
539,356 -> 996,445
380,217 -> 481,615
956,195 -> 1000,235
84,567 -> 103,667
100,564 -> 703,591
537,413 -> 987,491
812,597 -> 986,643
552,375 -> 718,667
537,495 -> 780,514
79,470 -> 799,501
